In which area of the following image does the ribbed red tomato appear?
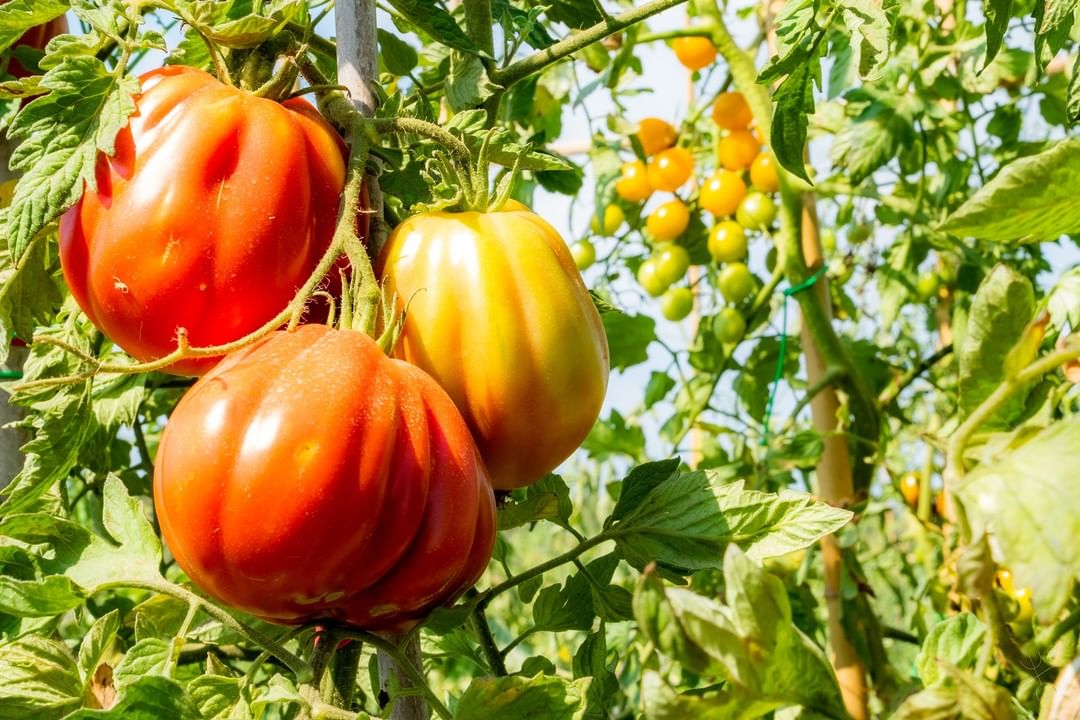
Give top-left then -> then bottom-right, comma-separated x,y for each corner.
153,325 -> 496,631
59,66 -> 354,375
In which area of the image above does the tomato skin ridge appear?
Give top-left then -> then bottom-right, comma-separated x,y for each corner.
153,325 -> 496,631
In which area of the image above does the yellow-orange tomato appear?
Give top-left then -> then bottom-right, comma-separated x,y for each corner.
672,36 -> 717,71
712,91 -> 753,131
635,118 -> 678,156
750,151 -> 779,192
718,130 -> 759,171
615,160 -> 653,202
699,170 -> 747,217
899,473 -> 920,508
647,147 -> 694,192
646,199 -> 691,241
377,201 -> 610,490
707,221 -> 747,263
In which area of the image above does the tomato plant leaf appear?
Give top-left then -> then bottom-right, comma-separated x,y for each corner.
916,613 -> 987,686
583,409 -> 646,462
1069,54 -> 1080,124
836,0 -> 890,78
1033,0 -> 1077,71
982,0 -> 1013,67
0,634 -> 82,718
189,674 -> 246,720
0,0 -> 68,53
378,29 -> 419,76
830,99 -> 914,185
455,674 -> 591,720
956,416 -> 1080,623
5,55 -> 139,264
606,459 -> 680,525
0,575 -> 85,617
1047,266 -> 1080,330
957,265 -> 1035,425
386,0 -> 479,55
77,610 -> 120,687
939,137 -> 1080,242
113,638 -> 170,690
249,674 -> 305,717
601,312 -> 655,371
767,36 -> 824,182
0,238 -> 64,359
609,471 -> 852,572
65,675 -> 202,719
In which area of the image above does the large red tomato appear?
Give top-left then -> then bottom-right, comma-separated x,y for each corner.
377,201 -> 610,490
4,6 -> 67,78
59,66 -> 353,375
153,324 -> 497,631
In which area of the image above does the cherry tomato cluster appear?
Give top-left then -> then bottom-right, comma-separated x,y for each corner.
573,86 -> 780,338
45,64 -> 609,630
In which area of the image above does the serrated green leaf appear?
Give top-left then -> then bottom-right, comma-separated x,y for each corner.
0,1 -> 68,54
837,0 -> 889,77
1047,267 -> 1080,330
582,409 -> 645,462
956,416 -> 1080,623
498,492 -> 561,530
6,56 -> 139,262
601,312 -> 655,371
0,575 -> 84,617
77,610 -> 120,686
0,239 -> 63,358
609,471 -> 852,572
769,44 -> 820,182
829,100 -> 910,184
957,265 -> 1035,425
65,675 -> 201,719
378,28 -> 419,76
983,0 -> 1013,67
250,674 -> 305,716
189,674 -> 247,719
446,53 -> 501,111
939,137 -> 1080,242
917,613 -> 986,686
387,0 -> 478,54
1069,53 -> 1080,125
0,634 -> 81,720
113,638 -> 169,690
606,459 -> 680,525
455,674 -> 591,720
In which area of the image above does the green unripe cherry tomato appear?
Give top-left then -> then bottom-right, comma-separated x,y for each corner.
590,205 -> 625,236
820,228 -> 837,253
571,239 -> 596,270
661,287 -> 694,321
736,192 -> 777,231
654,244 -> 690,285
847,223 -> 872,245
637,259 -> 670,297
707,221 -> 747,263
717,262 -> 755,305
829,257 -> 854,286
915,271 -> 940,301
714,307 -> 746,344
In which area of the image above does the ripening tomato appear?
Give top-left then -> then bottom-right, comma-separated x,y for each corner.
915,271 -> 940,301
672,36 -> 717,71
736,192 -> 777,230
636,118 -> 677,156
647,147 -> 694,192
699,170 -> 746,217
714,307 -> 746,344
590,205 -> 624,236
153,325 -> 496,631
654,244 -> 690,285
718,130 -> 759,172
615,160 -> 653,202
5,7 -> 67,78
59,66 -> 353,376
377,202 -> 609,491
712,91 -> 753,131
708,221 -> 747,263
899,473 -> 920,508
661,288 -> 694,321
718,262 -> 755,305
637,259 -> 669,297
571,239 -> 596,270
749,152 -> 779,192
646,199 -> 690,241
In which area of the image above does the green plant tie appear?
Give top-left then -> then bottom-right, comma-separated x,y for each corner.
760,265 -> 828,446
0,369 -> 22,380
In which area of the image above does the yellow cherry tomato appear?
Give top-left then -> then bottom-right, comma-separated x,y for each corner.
672,36 -> 717,71
708,221 -> 747,264
590,204 -> 625,236
699,170 -> 747,217
653,244 -> 690,285
718,130 -> 760,172
646,199 -> 690,241
615,160 -> 653,202
899,473 -> 920,508
661,287 -> 694,321
712,91 -> 753,132
646,147 -> 694,193
749,151 -> 779,192
1013,587 -> 1034,624
377,201 -> 609,491
637,258 -> 669,297
718,262 -> 755,305
635,118 -> 677,156
571,239 -> 596,270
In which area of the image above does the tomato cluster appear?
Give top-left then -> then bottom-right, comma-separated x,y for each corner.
574,86 -> 780,334
29,57 -> 609,628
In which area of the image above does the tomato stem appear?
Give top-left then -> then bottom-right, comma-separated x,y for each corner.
337,630 -> 452,720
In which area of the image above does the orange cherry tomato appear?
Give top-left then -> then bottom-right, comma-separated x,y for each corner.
615,160 -> 653,202
699,170 -> 747,217
646,199 -> 691,241
635,118 -> 678,156
712,91 -> 753,132
646,147 -> 694,193
718,130 -> 760,172
153,324 -> 497,631
672,36 -> 717,71
899,473 -> 920,508
750,151 -> 780,192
